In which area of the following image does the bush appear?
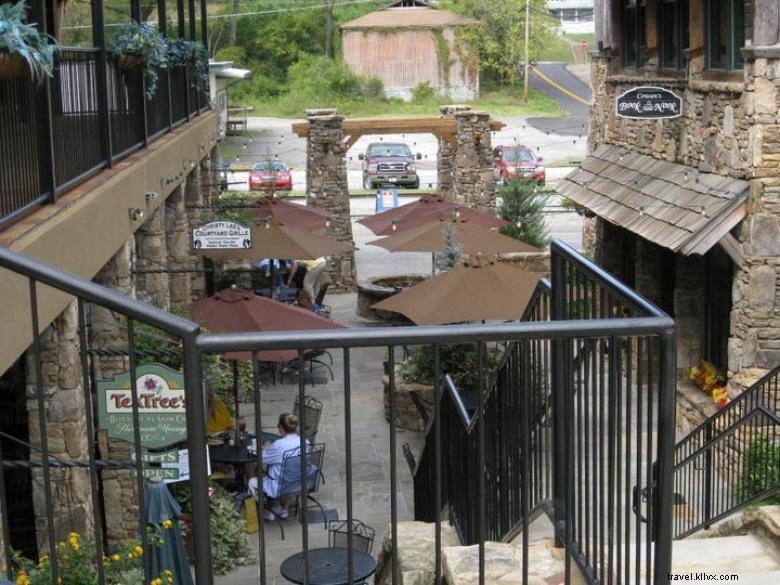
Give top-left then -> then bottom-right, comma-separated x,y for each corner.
738,436 -> 780,505
214,45 -> 247,66
400,343 -> 500,391
287,55 -> 384,101
411,81 -> 437,102
498,179 -> 551,248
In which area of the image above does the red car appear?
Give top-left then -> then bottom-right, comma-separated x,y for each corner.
249,160 -> 293,191
493,146 -> 546,186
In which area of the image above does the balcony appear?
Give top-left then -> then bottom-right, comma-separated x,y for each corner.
0,240 -> 677,585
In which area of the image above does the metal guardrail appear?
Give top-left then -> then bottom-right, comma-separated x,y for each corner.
0,239 -> 676,585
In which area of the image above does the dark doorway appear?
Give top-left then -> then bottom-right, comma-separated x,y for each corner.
0,357 -> 37,560
703,246 -> 734,369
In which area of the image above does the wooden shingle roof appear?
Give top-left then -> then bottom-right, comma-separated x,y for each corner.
557,144 -> 749,256
341,3 -> 477,29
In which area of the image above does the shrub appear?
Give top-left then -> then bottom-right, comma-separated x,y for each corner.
214,45 -> 246,66
400,343 -> 500,391
738,436 -> 780,505
411,81 -> 437,102
498,178 -> 550,248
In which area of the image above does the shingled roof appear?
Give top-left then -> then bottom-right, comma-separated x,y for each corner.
557,144 -> 749,256
341,1 -> 477,29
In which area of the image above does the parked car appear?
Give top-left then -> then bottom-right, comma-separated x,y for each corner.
493,146 -> 546,186
360,142 -> 421,189
249,160 -> 293,191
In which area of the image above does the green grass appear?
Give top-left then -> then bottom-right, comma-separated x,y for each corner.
538,33 -> 596,63
231,85 -> 564,119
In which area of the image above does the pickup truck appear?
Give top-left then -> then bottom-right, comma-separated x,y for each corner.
360,142 -> 421,189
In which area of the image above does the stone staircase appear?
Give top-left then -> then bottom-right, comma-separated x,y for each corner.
377,507 -> 780,584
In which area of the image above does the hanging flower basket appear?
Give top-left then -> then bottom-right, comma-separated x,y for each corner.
115,53 -> 143,72
0,52 -> 27,80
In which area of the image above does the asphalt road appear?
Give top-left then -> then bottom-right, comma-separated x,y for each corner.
527,62 -> 591,137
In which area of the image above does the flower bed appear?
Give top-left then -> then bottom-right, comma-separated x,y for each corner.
689,360 -> 730,408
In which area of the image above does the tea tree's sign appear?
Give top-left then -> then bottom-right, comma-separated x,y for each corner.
97,363 -> 187,449
192,220 -> 251,250
616,86 -> 683,119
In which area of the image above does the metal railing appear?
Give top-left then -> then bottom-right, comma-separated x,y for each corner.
0,0 -> 210,228
0,240 -> 676,585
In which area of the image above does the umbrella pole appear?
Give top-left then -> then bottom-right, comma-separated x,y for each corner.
232,360 -> 240,445
270,261 -> 276,299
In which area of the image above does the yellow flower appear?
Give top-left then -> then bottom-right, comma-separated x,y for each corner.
134,544 -> 144,556
127,552 -> 135,559
151,579 -> 162,585
162,519 -> 173,529
112,553 -> 121,561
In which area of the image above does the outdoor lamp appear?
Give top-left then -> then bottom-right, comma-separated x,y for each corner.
391,220 -> 398,231
129,208 -> 145,221
145,191 -> 158,202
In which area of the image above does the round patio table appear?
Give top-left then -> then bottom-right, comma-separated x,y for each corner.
279,547 -> 376,585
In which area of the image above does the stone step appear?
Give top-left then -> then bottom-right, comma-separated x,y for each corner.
673,534 -> 780,573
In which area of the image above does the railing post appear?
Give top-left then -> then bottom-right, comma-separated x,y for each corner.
92,0 -> 113,166
130,0 -> 149,145
178,0 -> 191,120
550,245 -> 567,545
36,1 -> 57,199
183,334 -> 213,584
158,0 -> 174,132
703,422 -> 713,528
653,329 -> 676,585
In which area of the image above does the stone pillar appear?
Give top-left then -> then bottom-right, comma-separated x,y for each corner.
304,108 -> 356,292
634,238 -> 664,308
437,105 -> 472,200
134,206 -> 170,309
189,155 -> 211,300
25,301 -> 93,551
594,218 -> 623,278
165,185 -> 192,314
675,254 -> 706,375
588,55 -> 610,154
452,110 -> 495,211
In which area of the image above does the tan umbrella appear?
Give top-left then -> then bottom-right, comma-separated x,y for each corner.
367,219 -> 540,256
193,220 -> 352,261
247,196 -> 331,231
371,256 -> 542,325
359,194 -> 509,235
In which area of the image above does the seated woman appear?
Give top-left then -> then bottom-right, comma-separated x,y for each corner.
247,412 -> 309,521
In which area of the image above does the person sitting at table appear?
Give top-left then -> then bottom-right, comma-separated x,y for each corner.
207,388 -> 235,436
247,412 -> 309,521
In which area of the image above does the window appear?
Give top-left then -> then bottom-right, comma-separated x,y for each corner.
706,0 -> 745,70
660,0 -> 689,69
622,0 -> 646,67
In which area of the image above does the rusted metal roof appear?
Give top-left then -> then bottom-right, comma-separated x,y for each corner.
557,144 -> 749,256
341,5 -> 477,29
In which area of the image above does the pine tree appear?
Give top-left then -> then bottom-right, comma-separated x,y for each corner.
435,221 -> 464,272
497,178 -> 550,248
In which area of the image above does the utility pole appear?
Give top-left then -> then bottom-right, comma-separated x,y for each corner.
523,0 -> 530,103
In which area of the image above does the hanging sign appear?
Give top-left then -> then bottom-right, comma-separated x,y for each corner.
615,86 -> 683,119
192,220 -> 251,250
97,363 -> 187,449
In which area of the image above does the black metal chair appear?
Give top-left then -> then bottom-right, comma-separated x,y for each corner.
328,519 -> 375,554
293,394 -> 323,442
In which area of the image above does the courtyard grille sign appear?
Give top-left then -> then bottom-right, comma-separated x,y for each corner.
616,86 -> 683,119
97,363 -> 187,449
192,220 -> 251,250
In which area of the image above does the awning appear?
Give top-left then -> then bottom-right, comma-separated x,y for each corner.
557,145 -> 749,257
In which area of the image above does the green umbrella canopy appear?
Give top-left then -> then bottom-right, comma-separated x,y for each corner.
145,480 -> 194,585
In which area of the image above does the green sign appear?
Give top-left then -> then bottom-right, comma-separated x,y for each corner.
97,363 -> 187,449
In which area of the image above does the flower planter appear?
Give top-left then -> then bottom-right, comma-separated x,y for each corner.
0,52 -> 27,80
115,53 -> 143,72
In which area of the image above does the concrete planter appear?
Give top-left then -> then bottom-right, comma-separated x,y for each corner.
357,274 -> 427,321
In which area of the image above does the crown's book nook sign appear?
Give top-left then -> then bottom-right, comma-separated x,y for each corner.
193,220 -> 251,249
616,87 -> 683,119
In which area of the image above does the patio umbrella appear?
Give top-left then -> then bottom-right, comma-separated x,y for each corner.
190,287 -> 344,419
371,256 -> 542,325
247,196 -> 331,231
368,219 -> 540,256
193,220 -> 352,262
145,479 -> 194,585
359,194 -> 509,235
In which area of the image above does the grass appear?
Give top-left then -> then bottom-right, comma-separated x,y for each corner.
538,33 -> 596,63
231,85 -> 564,119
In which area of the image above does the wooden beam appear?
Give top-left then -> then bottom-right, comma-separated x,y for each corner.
718,233 -> 744,268
341,134 -> 362,151
291,121 -> 309,138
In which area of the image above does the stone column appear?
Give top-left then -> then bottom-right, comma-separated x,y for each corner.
25,301 -> 93,551
452,110 -> 495,211
437,105 -> 472,200
594,218 -> 624,278
675,254 -> 706,375
304,108 -> 356,292
588,55 -> 611,154
165,185 -> 192,314
634,238 -> 664,308
753,0 -> 780,49
189,155 -> 210,300
134,206 -> 170,309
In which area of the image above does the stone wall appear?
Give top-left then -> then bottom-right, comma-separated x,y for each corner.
437,105 -> 473,200
134,206 -> 170,310
25,301 -> 93,551
452,111 -> 495,211
304,108 -> 357,292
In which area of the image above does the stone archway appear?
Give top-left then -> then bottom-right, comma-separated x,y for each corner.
292,107 -> 504,291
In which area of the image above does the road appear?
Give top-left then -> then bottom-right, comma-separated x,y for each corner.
527,62 -> 591,137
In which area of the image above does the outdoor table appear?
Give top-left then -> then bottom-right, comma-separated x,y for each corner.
279,547 -> 376,585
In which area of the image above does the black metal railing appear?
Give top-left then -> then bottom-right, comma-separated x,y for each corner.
0,0 -> 210,227
671,406 -> 779,539
0,240 -> 676,585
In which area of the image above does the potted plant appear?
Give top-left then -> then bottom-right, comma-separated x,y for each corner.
0,0 -> 57,83
167,37 -> 209,93
109,20 -> 168,98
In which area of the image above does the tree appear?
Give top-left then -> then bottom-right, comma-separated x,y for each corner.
324,0 -> 336,58
435,222 -> 464,272
497,179 -> 550,248
443,0 -> 554,84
